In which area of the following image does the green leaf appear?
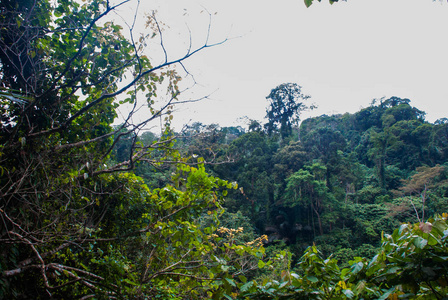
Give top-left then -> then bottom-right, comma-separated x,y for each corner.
239,281 -> 253,292
307,275 -> 318,283
427,233 -> 439,246
412,236 -> 427,249
351,262 -> 363,275
225,278 -> 236,287
378,287 -> 396,300
279,281 -> 288,289
124,278 -> 138,286
387,266 -> 400,274
354,280 -> 367,294
258,260 -> 265,268
304,0 -> 313,7
367,254 -> 379,269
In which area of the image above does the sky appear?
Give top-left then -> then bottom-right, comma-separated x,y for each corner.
114,0 -> 448,130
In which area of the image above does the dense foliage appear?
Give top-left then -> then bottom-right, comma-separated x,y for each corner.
0,0 -> 263,298
1,0 -> 448,299
201,96 -> 448,253
239,214 -> 448,299
182,95 -> 448,298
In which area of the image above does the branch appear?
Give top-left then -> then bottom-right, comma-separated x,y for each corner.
53,131 -> 116,151
28,34 -> 228,139
154,272 -> 218,281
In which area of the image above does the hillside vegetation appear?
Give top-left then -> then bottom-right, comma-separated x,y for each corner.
130,94 -> 448,299
1,0 -> 448,298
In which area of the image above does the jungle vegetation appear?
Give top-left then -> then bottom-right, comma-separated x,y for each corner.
1,0 -> 448,299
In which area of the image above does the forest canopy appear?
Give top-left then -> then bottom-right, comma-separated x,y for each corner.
1,0 -> 448,299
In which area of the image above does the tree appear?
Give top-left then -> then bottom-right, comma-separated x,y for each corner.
430,121 -> 448,163
368,130 -> 391,189
394,165 -> 447,222
0,0 -> 265,298
284,163 -> 333,237
224,131 -> 277,227
265,83 -> 314,140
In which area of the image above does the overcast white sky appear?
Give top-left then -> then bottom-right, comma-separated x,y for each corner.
115,0 -> 448,130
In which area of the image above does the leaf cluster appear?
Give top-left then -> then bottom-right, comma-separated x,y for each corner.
239,214 -> 448,299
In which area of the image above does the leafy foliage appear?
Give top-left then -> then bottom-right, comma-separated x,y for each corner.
2,0 -> 448,298
0,0 -> 266,298
206,96 -> 448,290
239,214 -> 448,299
265,83 -> 314,140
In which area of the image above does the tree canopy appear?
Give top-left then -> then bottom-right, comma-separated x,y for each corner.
265,83 -> 313,139
2,0 -> 448,299
0,1 -> 263,298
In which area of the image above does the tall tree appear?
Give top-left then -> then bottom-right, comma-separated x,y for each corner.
284,163 -> 332,237
265,83 -> 314,140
